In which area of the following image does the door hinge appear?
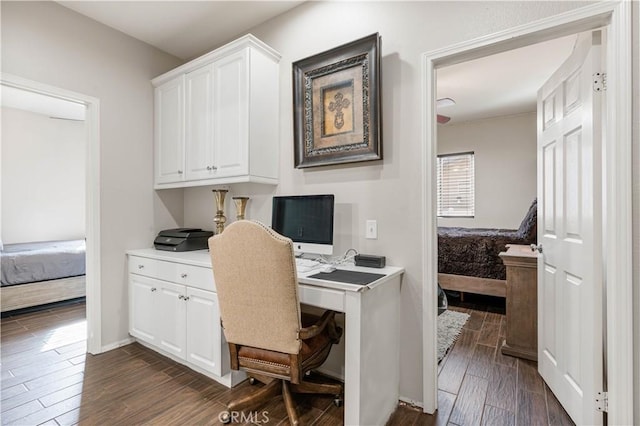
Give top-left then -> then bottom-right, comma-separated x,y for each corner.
596,391 -> 608,412
593,72 -> 606,92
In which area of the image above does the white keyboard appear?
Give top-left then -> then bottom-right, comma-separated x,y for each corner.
295,258 -> 321,273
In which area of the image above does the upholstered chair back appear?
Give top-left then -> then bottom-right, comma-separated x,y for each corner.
208,220 -> 302,355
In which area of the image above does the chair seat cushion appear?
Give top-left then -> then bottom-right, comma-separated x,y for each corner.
237,313 -> 335,378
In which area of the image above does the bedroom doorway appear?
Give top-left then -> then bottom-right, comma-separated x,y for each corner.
421,2 -> 632,424
1,73 -> 102,354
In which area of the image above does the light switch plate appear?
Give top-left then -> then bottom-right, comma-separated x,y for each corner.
366,220 -> 377,239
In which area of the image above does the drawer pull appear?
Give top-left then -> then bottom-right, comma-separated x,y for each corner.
178,295 -> 184,300
138,264 -> 145,269
181,273 -> 188,278
150,287 -> 157,292
184,296 -> 190,301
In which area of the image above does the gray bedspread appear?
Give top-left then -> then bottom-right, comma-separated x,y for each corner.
1,240 -> 86,286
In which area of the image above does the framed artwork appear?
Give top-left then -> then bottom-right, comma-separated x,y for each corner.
293,33 -> 382,168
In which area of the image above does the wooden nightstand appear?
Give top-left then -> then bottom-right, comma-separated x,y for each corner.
499,244 -> 538,361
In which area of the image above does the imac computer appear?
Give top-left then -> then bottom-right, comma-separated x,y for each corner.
271,194 -> 334,256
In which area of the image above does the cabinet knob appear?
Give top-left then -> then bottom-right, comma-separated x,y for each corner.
184,296 -> 190,301
177,170 -> 183,174
138,264 -> 144,269
211,166 -> 217,171
181,273 -> 188,278
206,166 -> 212,171
150,287 -> 157,292
178,294 -> 184,300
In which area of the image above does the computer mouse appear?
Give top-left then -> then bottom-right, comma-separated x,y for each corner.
320,265 -> 336,273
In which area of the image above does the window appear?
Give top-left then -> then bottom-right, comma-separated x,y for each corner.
437,152 -> 475,217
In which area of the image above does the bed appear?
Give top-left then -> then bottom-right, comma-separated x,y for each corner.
1,239 -> 86,312
438,199 -> 537,298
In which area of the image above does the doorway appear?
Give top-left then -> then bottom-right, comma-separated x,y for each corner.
421,2 -> 632,424
1,73 -> 102,354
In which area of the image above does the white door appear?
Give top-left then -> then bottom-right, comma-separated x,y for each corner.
185,64 -> 216,181
155,76 -> 185,184
537,31 -> 604,425
212,49 -> 249,177
129,275 -> 159,344
185,287 -> 226,376
156,281 -> 187,359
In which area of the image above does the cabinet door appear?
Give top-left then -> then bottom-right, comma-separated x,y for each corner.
155,76 -> 185,184
186,287 -> 226,376
185,65 -> 216,181
212,49 -> 249,177
129,274 -> 159,344
156,281 -> 187,359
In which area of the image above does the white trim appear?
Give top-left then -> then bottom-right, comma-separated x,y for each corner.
100,337 -> 135,353
1,73 -> 103,355
421,3 -> 633,424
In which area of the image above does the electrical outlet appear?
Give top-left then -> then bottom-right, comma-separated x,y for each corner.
366,220 -> 377,239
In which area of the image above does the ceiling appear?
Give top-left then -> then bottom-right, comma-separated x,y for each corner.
11,2 -> 576,124
437,35 -> 577,124
56,1 -> 306,61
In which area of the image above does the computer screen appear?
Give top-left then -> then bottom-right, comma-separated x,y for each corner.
271,194 -> 334,256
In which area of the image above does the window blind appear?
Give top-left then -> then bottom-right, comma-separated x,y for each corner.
437,152 -> 475,217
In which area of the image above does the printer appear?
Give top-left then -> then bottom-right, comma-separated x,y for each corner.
154,228 -> 214,252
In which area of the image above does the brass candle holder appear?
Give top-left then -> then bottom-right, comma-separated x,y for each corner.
232,197 -> 250,221
212,189 -> 228,234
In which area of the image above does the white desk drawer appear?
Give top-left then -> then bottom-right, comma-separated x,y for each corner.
298,284 -> 345,312
176,264 -> 215,292
129,255 -> 215,292
129,256 -> 166,278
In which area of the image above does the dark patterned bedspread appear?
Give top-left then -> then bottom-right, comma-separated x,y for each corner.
438,200 -> 537,281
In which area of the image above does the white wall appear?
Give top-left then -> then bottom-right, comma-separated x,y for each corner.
437,113 -> 537,229
4,0 -> 635,411
632,2 -> 640,423
1,107 -> 85,244
181,1 -> 591,404
1,1 -> 183,345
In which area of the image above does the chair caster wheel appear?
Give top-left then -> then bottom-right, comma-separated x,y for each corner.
249,377 -> 257,385
220,411 -> 231,424
333,396 -> 343,407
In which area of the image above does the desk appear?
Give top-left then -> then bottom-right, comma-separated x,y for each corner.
298,265 -> 404,426
126,249 -> 403,426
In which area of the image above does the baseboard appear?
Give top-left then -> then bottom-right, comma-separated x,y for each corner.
399,395 -> 424,409
100,337 -> 135,353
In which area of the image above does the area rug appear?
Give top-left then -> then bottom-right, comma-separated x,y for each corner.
438,310 -> 470,363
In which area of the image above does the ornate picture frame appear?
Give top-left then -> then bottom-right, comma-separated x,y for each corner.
293,33 -> 382,168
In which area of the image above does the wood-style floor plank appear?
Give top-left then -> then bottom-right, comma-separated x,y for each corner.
481,405 -> 515,426
448,374 -> 489,426
1,298 -> 569,426
517,389 -> 547,426
484,363 -> 517,413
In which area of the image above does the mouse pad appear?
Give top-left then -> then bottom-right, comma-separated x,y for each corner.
309,269 -> 385,285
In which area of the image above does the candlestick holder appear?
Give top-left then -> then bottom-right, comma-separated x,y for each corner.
232,197 -> 250,221
212,189 -> 228,234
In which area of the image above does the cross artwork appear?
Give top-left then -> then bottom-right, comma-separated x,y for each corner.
328,92 -> 350,130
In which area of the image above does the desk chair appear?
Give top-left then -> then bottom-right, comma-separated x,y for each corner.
208,220 -> 343,425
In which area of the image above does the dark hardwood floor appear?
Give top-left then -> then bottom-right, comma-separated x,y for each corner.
1,299 -> 573,425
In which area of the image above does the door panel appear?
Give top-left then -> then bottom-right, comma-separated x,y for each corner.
185,64 -> 215,180
155,77 -> 185,184
537,31 -> 604,425
212,49 -> 249,177
156,281 -> 187,359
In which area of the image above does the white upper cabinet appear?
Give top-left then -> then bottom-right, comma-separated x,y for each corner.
152,35 -> 280,189
154,76 -> 185,184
